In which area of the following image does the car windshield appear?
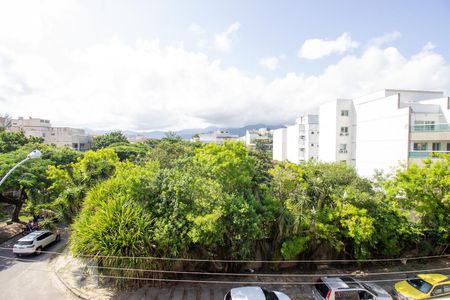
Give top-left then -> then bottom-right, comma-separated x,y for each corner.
262,289 -> 279,300
17,240 -> 33,245
407,278 -> 433,294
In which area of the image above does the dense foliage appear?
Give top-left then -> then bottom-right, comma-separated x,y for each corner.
1,132 -> 448,285
91,131 -> 129,150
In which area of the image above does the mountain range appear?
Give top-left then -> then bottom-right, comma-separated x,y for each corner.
86,124 -> 285,140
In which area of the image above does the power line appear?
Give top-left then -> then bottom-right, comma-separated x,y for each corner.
1,246 -> 448,263
1,255 -> 449,279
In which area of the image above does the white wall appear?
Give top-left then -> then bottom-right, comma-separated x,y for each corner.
272,128 -> 287,161
319,101 -> 338,162
286,124 -> 300,164
355,94 -> 410,176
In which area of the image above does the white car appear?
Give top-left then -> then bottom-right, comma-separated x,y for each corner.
13,230 -> 60,256
224,286 -> 291,300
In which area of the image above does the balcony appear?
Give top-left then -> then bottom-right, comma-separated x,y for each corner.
408,151 -> 450,158
410,123 -> 450,132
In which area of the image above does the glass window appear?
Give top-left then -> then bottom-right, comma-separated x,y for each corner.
339,144 -> 347,151
432,143 -> 441,151
314,279 -> 329,298
413,143 -> 427,151
341,110 -> 349,116
340,127 -> 349,135
447,143 -> 450,151
443,284 -> 450,293
431,286 -> 443,296
407,278 -> 433,294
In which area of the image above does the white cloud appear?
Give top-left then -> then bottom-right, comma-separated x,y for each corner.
259,55 -> 284,70
298,32 -> 359,60
188,23 -> 204,35
368,31 -> 401,47
214,22 -> 240,52
1,39 -> 449,131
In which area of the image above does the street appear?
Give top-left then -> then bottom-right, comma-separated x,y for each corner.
0,231 -> 73,300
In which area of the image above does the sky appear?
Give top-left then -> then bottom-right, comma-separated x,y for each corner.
0,0 -> 450,131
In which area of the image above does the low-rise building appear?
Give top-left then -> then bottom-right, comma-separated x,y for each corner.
9,116 -> 91,151
244,128 -> 273,151
191,130 -> 239,144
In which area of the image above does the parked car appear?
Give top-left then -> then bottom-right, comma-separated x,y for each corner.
224,286 -> 291,300
13,230 -> 60,256
312,276 -> 392,300
393,274 -> 450,299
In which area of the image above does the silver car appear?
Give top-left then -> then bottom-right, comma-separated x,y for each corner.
312,276 -> 392,300
224,286 -> 291,300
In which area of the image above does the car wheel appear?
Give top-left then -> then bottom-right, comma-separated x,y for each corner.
35,247 -> 42,256
55,234 -> 60,242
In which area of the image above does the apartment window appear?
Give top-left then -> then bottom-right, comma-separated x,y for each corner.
415,120 -> 435,131
341,110 -> 349,116
311,143 -> 314,147
413,143 -> 427,151
340,126 -> 349,136
432,143 -> 441,151
447,143 -> 450,151
339,144 -> 347,153
311,131 -> 314,134
42,133 -> 46,137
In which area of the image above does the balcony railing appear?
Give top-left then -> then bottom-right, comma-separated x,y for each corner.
408,151 -> 450,158
410,123 -> 450,132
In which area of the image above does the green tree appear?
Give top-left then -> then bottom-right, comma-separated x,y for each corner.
384,154 -> 450,249
91,131 -> 129,150
0,144 -> 80,221
48,148 -> 120,221
0,131 -> 44,153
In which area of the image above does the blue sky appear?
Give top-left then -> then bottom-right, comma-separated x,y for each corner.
0,0 -> 449,130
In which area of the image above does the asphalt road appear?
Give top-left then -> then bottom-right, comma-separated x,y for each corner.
0,230 -> 73,300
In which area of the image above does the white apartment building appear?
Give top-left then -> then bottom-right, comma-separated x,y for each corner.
9,117 -> 91,151
272,127 -> 287,161
192,130 -> 239,144
273,114 -> 319,164
244,128 -> 273,151
319,89 -> 450,176
319,99 -> 356,165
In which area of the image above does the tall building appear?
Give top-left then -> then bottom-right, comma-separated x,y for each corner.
272,114 -> 319,164
9,117 -> 91,151
319,89 -> 450,176
318,99 -> 356,165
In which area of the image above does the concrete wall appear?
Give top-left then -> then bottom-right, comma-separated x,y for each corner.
319,101 -> 338,162
354,94 -> 410,176
286,124 -> 301,164
272,128 -> 287,161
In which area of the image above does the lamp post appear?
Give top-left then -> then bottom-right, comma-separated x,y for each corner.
0,150 -> 42,187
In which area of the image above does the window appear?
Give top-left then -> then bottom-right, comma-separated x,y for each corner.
413,143 -> 427,151
339,144 -> 347,151
447,143 -> 450,151
443,284 -> 450,293
311,143 -> 314,147
432,143 -> 441,151
431,286 -> 443,296
341,110 -> 349,116
415,120 -> 435,131
311,131 -> 314,134
314,279 -> 330,298
340,127 -> 349,136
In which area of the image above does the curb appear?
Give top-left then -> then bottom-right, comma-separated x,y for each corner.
54,268 -> 91,300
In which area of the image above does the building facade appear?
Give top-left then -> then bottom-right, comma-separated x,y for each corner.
9,117 -> 91,151
319,89 -> 450,176
192,130 -> 239,144
272,114 -> 319,164
244,128 -> 273,151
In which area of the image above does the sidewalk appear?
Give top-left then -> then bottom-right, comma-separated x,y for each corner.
0,222 -> 23,244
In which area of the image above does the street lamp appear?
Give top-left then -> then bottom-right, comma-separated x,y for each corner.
0,150 -> 42,187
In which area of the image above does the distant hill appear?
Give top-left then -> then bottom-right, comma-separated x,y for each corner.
86,124 -> 285,140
